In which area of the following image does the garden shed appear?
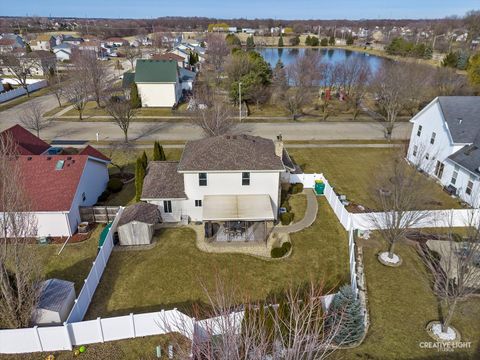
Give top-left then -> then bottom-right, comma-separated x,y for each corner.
117,202 -> 161,246
34,279 -> 76,326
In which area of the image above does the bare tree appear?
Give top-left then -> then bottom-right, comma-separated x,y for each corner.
72,51 -> 111,107
159,278 -> 343,360
418,209 -> 480,337
429,67 -> 471,96
64,76 -> 89,120
105,90 -> 137,143
123,46 -> 142,70
0,54 -> 37,97
0,133 -> 42,328
205,33 -> 229,83
48,72 -> 66,108
190,100 -> 235,137
20,102 -> 50,138
335,58 -> 371,119
369,151 -> 432,264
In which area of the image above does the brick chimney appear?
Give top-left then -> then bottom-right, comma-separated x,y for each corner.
274,134 -> 284,158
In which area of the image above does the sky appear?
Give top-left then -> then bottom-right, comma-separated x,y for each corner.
2,0 -> 478,20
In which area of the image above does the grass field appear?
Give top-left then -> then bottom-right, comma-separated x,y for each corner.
86,198 -> 350,319
288,147 -> 463,210
340,237 -> 480,360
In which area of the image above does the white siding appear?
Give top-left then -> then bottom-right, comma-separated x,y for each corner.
137,82 -> 180,107
68,158 -> 109,233
146,199 -> 185,222
183,171 -> 281,221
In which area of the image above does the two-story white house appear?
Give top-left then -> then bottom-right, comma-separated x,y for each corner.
141,135 -> 296,242
406,96 -> 480,206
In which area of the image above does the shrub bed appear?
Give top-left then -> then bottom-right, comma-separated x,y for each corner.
271,242 -> 292,258
107,178 -> 124,193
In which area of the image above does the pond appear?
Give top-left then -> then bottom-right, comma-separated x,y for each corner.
256,47 -> 385,73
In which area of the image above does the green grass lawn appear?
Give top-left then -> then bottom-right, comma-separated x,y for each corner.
35,226 -> 103,293
86,198 -> 350,318
288,147 -> 463,210
340,238 -> 480,360
289,193 -> 307,223
61,102 -> 177,118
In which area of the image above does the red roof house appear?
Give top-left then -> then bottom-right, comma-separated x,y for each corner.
0,125 -> 50,155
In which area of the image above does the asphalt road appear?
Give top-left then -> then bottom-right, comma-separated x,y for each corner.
0,92 -> 412,142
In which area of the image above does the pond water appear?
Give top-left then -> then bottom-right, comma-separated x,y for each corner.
256,47 -> 385,73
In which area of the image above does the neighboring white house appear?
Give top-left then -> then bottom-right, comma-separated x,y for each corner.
141,135 -> 296,242
0,125 -> 111,237
34,279 -> 76,326
53,44 -> 73,61
134,59 -> 182,108
406,96 -> 480,206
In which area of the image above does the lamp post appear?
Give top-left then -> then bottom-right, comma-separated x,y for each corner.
239,82 -> 242,122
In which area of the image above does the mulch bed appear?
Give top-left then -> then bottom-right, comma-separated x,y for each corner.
110,172 -> 134,184
8,224 -> 98,245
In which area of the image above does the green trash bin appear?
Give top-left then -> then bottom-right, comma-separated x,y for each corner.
98,223 -> 112,248
315,180 -> 325,195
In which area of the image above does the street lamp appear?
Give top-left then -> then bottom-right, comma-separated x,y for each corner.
239,82 -> 242,122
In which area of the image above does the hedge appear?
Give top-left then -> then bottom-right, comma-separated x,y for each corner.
280,212 -> 294,225
107,178 -> 124,193
271,242 -> 292,258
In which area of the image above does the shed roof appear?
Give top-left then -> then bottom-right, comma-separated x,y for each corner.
38,279 -> 75,312
134,59 -> 178,83
118,202 -> 161,226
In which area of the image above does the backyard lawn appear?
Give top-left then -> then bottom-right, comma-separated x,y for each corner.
340,237 -> 480,360
35,226 -> 103,293
288,147 -> 463,210
86,198 -> 350,318
289,193 -> 307,223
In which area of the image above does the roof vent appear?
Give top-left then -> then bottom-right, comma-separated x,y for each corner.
46,156 -> 52,160
27,156 -> 32,161
67,156 -> 72,160
458,118 -> 463,125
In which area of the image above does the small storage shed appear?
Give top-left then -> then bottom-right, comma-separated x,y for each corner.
34,279 -> 76,325
117,202 -> 161,246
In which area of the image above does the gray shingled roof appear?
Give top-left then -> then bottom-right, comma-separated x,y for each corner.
118,202 -> 161,226
448,145 -> 480,176
38,279 -> 75,312
437,97 -> 480,144
177,135 -> 285,172
141,161 -> 186,199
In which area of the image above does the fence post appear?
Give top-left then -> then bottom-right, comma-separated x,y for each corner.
33,326 -> 43,352
97,318 -> 105,343
84,278 -> 92,302
63,322 -> 73,350
130,313 -> 136,338
93,261 -> 100,284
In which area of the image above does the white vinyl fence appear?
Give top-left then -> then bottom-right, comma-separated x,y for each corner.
0,79 -> 48,103
67,207 -> 124,323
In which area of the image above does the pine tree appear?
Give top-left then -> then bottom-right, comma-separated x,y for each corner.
130,83 -> 142,108
320,38 -> 329,46
457,52 -> 470,70
246,36 -> 255,49
278,36 -> 284,47
328,35 -> 335,46
346,35 -> 354,45
135,157 -> 146,202
305,35 -> 311,46
442,51 -> 459,68
327,285 -> 364,345
153,141 -> 161,161
159,144 -> 166,161
310,36 -> 319,46
141,151 -> 148,170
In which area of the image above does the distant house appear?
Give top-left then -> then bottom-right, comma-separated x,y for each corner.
0,35 -> 24,53
407,96 -> 480,206
104,37 -> 128,47
25,50 -> 57,76
170,48 -> 190,65
0,125 -> 110,237
151,52 -> 188,69
34,279 -> 75,326
133,59 -> 182,108
62,35 -> 84,46
30,34 -> 54,51
53,44 -> 73,61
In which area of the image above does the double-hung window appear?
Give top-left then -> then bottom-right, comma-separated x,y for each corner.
417,125 -> 422,137
242,172 -> 250,186
164,200 -> 172,213
199,173 -> 207,186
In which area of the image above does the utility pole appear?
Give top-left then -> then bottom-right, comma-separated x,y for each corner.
239,82 -> 242,122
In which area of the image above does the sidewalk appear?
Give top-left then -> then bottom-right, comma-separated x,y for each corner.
274,189 -> 318,234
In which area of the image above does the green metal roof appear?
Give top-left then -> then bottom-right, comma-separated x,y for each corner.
134,59 -> 179,83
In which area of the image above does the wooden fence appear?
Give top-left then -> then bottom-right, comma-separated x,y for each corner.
79,206 -> 120,223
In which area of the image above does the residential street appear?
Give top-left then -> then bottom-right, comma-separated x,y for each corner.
0,93 -> 412,142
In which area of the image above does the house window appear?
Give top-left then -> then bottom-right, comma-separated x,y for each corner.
417,125 -> 422,137
412,145 -> 418,157
82,192 -> 86,202
434,161 -> 444,179
242,172 -> 250,186
164,200 -> 172,213
425,153 -> 430,160
430,132 -> 436,145
466,180 -> 474,196
195,200 -> 202,207
199,173 -> 207,186
451,166 -> 459,185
